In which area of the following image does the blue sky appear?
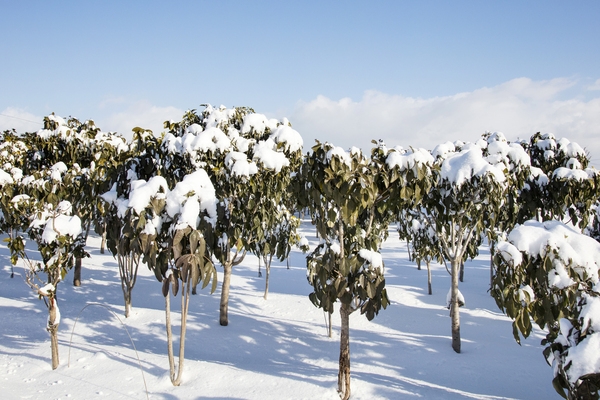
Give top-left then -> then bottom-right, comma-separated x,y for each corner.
1,1 -> 599,164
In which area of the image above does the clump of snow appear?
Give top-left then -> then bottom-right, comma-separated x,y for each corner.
0,169 -> 13,185
518,285 -> 535,304
553,167 -> 591,181
50,162 -> 68,182
329,240 -> 341,255
225,151 -> 258,177
441,147 -> 506,186
38,283 -> 55,296
191,127 -> 231,153
166,169 -> 217,229
359,249 -> 383,269
508,220 -> 600,288
241,113 -> 278,135
496,241 -> 523,267
127,176 -> 169,216
253,139 -> 290,172
326,146 -> 352,166
580,295 -> 600,333
446,288 -> 465,308
386,148 -> 434,171
269,125 -> 303,153
432,141 -> 455,159
565,332 -> 600,384
41,214 -> 82,244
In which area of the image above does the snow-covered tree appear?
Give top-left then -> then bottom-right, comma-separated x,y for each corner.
492,220 -> 600,399
2,159 -> 86,370
426,141 -> 508,353
518,132 -> 599,230
20,115 -> 126,286
102,129 -> 218,385
398,207 -> 442,294
162,105 -> 304,325
100,128 -> 161,317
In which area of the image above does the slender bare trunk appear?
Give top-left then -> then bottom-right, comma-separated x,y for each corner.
459,261 -> 465,282
119,254 -> 139,318
258,256 -> 262,277
73,257 -> 82,287
123,290 -> 132,318
427,260 -> 432,295
48,298 -> 60,370
338,302 -> 351,400
100,225 -> 107,254
328,311 -> 333,338
164,278 -> 190,387
263,254 -> 273,300
450,257 -> 461,353
220,262 -> 232,326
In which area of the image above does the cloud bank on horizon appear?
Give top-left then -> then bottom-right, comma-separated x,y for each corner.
2,76 -> 599,166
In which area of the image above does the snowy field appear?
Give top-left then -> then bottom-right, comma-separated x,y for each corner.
0,221 -> 558,399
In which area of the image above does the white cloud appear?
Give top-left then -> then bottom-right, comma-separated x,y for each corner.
0,107 -> 42,132
588,78 -> 600,91
98,100 -> 184,139
290,77 -> 600,166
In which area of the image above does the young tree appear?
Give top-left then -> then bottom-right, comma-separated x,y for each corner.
398,207 -> 443,294
21,114 -> 124,286
162,105 -> 304,325
302,141 -> 433,399
100,128 -> 162,317
3,161 -> 86,369
303,142 -> 388,400
492,220 -> 600,399
426,142 -> 508,353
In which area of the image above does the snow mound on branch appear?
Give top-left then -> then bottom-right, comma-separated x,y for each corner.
326,146 -> 352,166
386,148 -> 434,171
189,127 -> 231,153
441,147 -> 506,186
269,125 -> 303,153
359,249 -> 383,269
166,169 -> 217,229
432,141 -> 455,159
241,113 -> 278,135
127,176 -> 169,215
553,167 -> 594,181
565,332 -> 600,384
0,169 -> 13,185
508,220 -> 600,288
253,139 -> 290,172
225,151 -> 258,177
41,214 -> 82,244
496,241 -> 523,266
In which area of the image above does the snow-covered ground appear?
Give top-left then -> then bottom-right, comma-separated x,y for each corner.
0,222 -> 558,399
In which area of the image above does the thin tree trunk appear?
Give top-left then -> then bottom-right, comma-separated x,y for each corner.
48,298 -> 60,370
407,238 -> 412,262
258,256 -> 262,277
119,254 -> 139,318
73,257 -> 82,287
100,224 -> 107,254
338,302 -> 351,400
263,254 -> 273,300
427,260 -> 432,295
459,261 -> 465,282
450,258 -> 461,353
173,279 -> 190,386
123,288 -> 132,318
220,262 -> 232,326
165,288 -> 175,381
